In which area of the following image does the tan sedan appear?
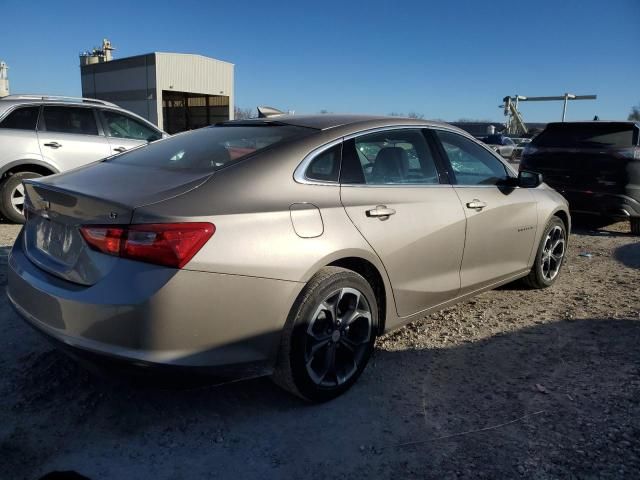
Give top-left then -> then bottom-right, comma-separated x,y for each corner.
7,115 -> 570,401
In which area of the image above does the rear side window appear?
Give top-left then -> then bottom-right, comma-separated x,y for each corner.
102,110 -> 162,141
305,144 -> 341,182
0,106 -> 39,130
42,106 -> 99,135
341,129 -> 440,185
533,124 -> 636,148
109,125 -> 313,171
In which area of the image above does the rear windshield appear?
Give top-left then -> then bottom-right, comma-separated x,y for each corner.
533,124 -> 637,148
108,125 -> 313,171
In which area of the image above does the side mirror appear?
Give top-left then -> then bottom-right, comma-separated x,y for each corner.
518,170 -> 543,188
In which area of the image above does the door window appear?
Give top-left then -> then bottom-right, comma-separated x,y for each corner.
102,110 -> 162,142
42,106 -> 99,135
0,106 -> 40,130
341,129 -> 440,185
435,130 -> 508,185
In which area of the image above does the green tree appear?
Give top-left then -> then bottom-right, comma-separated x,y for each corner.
629,103 -> 640,121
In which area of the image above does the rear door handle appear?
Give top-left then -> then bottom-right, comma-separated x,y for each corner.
466,199 -> 487,210
366,205 -> 396,219
113,147 -> 127,153
43,142 -> 62,149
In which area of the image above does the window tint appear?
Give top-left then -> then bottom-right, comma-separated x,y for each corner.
436,130 -> 508,185
110,125 -> 312,171
102,110 -> 161,141
533,123 -> 636,148
42,106 -> 98,135
341,129 -> 439,185
0,106 -> 39,130
305,144 -> 341,182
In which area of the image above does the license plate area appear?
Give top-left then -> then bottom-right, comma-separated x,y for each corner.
29,214 -> 82,268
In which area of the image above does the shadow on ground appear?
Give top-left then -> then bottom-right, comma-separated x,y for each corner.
1,316 -> 639,479
614,242 -> 640,269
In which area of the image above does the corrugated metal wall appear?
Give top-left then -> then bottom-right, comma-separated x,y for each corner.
81,52 -> 234,131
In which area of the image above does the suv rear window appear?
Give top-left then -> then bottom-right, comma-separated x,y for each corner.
109,125 -> 313,171
533,123 -> 637,148
0,106 -> 39,130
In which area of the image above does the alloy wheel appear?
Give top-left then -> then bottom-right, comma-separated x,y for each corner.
304,287 -> 373,387
10,183 -> 25,216
541,225 -> 565,281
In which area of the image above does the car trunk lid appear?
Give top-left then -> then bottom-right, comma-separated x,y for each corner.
22,162 -> 212,285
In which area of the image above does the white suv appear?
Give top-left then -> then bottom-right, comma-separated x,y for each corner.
0,95 -> 166,222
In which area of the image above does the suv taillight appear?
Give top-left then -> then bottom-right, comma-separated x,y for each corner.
80,223 -> 215,268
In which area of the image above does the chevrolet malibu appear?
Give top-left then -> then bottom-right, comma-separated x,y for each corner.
7,115 -> 570,401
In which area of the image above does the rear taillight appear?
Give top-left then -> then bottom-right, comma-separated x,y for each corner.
80,223 -> 215,268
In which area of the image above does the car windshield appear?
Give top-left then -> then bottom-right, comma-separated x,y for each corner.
533,124 -> 637,148
108,124 -> 313,171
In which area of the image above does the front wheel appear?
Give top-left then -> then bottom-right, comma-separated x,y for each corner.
523,217 -> 567,289
273,267 -> 378,402
0,172 -> 42,223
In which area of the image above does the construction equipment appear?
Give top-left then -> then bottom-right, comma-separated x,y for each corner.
501,93 -> 597,135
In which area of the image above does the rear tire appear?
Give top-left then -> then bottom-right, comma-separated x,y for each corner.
631,218 -> 640,235
0,172 -> 42,223
523,217 -> 567,289
272,267 -> 378,402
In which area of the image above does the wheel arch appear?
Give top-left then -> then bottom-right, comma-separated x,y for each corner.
552,208 -> 571,233
0,160 -> 59,179
327,256 -> 390,335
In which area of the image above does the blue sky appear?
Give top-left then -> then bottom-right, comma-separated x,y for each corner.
1,0 -> 638,122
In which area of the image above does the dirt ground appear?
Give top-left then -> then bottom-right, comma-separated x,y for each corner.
0,221 -> 638,480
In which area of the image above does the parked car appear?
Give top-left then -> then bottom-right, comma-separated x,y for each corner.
0,95 -> 166,222
521,121 -> 640,233
479,134 -> 517,161
7,115 -> 570,401
511,138 -> 532,161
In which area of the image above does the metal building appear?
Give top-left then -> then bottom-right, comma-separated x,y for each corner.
80,51 -> 234,133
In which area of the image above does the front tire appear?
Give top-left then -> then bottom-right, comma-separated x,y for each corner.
0,172 -> 42,223
273,267 -> 378,402
631,218 -> 640,235
523,217 -> 567,289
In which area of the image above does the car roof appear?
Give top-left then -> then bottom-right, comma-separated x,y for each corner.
223,114 -> 464,135
545,121 -> 640,128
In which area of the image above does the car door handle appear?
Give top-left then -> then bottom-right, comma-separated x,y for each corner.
366,205 -> 396,219
113,147 -> 127,153
466,199 -> 487,210
43,142 -> 62,149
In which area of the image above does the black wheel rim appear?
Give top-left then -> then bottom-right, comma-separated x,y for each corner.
304,287 -> 373,387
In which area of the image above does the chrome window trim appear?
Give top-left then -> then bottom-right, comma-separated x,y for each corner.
294,124 -> 457,187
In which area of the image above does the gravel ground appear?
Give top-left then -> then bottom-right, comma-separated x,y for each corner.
0,221 -> 638,480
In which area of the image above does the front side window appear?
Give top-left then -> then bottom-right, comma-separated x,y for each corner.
109,124 -> 313,172
102,110 -> 161,142
0,106 -> 39,130
436,130 -> 508,185
42,106 -> 99,135
341,129 -> 440,185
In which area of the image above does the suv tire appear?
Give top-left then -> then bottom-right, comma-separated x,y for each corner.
0,172 -> 42,223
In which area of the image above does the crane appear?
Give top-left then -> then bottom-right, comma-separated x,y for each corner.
501,93 -> 597,135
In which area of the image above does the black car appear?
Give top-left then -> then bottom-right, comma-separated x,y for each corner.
521,121 -> 640,233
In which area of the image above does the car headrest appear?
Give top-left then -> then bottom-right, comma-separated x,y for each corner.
372,147 -> 409,182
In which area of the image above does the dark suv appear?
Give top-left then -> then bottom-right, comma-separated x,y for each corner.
521,121 -> 640,233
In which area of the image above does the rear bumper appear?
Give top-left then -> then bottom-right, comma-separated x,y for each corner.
7,231 -> 302,374
555,188 -> 640,219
